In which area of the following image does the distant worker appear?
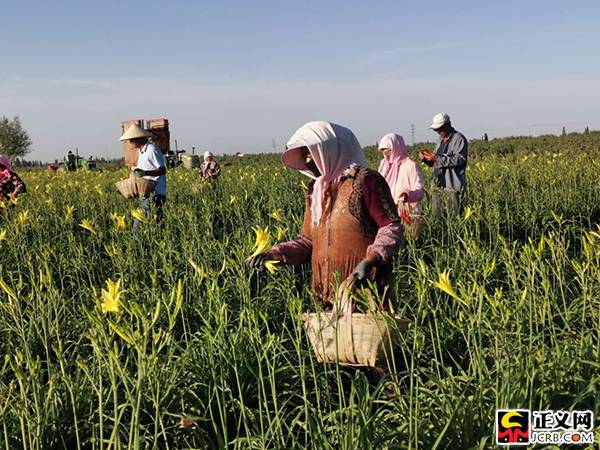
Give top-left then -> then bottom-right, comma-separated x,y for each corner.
0,155 -> 26,202
419,113 -> 468,219
119,124 -> 167,229
66,150 -> 76,172
378,133 -> 425,239
247,121 -> 403,307
199,151 -> 221,181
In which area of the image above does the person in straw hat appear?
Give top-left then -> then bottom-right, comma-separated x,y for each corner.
119,123 -> 167,228
247,121 -> 403,307
419,113 -> 468,219
199,151 -> 220,181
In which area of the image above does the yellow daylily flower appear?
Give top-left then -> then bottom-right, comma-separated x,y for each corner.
18,210 -> 29,225
463,207 -> 475,221
269,210 -> 284,222
276,226 -> 288,241
188,258 -> 207,281
0,230 -> 6,242
104,243 -> 119,258
433,269 -> 460,301
229,195 -> 237,205
65,205 -> 75,221
109,213 -> 126,231
115,216 -> 126,231
131,208 -> 146,223
79,219 -> 97,235
250,226 -> 271,258
100,278 -> 123,314
264,260 -> 280,274
109,323 -> 134,345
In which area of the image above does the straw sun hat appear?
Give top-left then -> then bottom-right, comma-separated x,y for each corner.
119,123 -> 151,141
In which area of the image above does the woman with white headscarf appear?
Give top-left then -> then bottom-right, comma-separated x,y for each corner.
248,121 -> 403,306
199,151 -> 220,181
0,155 -> 26,202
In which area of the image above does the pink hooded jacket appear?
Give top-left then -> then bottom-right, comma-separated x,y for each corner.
377,133 -> 424,214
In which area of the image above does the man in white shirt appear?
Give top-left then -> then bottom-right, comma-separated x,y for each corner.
119,124 -> 167,229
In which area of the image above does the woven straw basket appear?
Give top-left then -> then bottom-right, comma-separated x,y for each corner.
302,277 -> 409,367
115,173 -> 156,199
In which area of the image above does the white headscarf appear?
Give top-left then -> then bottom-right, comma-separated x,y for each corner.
282,121 -> 367,226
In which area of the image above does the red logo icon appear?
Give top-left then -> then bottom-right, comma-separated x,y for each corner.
497,410 -> 530,445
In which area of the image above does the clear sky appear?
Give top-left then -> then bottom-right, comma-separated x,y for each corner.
2,0 -> 599,161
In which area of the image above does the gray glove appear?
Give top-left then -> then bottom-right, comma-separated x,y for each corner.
351,259 -> 374,281
247,254 -> 270,269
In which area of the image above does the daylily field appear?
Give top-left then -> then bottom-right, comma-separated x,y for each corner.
0,133 -> 599,449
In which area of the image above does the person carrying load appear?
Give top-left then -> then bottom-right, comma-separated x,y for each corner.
247,121 -> 403,307
119,123 -> 167,230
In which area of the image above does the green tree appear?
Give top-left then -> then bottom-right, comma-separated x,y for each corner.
584,126 -> 590,134
0,115 -> 32,158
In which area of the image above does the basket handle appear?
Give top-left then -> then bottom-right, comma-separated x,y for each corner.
333,275 -> 358,317
334,274 -> 380,316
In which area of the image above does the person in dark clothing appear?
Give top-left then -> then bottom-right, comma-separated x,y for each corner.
66,151 -> 77,172
419,113 -> 468,219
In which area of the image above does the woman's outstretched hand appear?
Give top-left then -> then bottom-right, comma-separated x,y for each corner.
247,253 -> 274,269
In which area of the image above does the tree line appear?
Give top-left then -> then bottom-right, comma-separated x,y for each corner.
0,114 -> 597,165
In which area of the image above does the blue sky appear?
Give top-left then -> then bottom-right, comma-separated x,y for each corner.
1,0 -> 599,160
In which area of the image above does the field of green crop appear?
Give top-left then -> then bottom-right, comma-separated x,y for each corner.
0,133 -> 599,449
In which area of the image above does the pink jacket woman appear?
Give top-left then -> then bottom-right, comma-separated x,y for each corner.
378,133 -> 424,215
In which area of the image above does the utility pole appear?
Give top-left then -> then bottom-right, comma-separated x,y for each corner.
411,123 -> 415,146
272,139 -> 276,152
